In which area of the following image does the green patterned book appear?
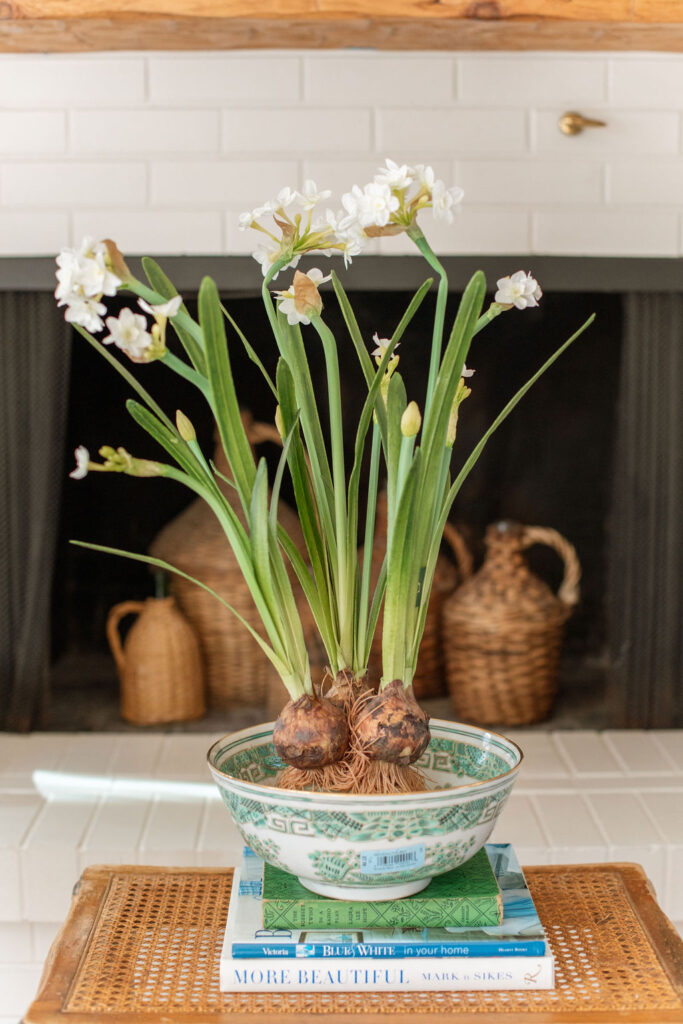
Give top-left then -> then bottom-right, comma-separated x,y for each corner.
261,848 -> 502,929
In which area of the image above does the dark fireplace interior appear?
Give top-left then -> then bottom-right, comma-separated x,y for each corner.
46,286 -> 625,732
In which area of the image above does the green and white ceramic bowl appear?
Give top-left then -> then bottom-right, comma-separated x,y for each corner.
207,718 -> 522,900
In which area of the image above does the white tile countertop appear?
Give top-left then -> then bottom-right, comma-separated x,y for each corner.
1,728 -> 682,1023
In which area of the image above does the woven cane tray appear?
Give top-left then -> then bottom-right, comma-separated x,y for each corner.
25,863 -> 683,1024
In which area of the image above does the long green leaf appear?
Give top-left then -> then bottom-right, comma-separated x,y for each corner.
278,527 -> 338,669
345,334 -> 401,559
384,371 -> 407,545
198,276 -> 256,509
276,358 -> 329,578
449,314 -> 597,508
249,458 -> 279,628
220,302 -> 277,399
412,271 -> 486,578
277,317 -> 337,553
364,553 -> 387,669
74,325 -> 175,433
141,256 -> 206,374
70,540 -> 295,684
382,452 -> 421,684
126,399 -> 207,484
389,277 -> 434,348
331,270 -> 375,388
331,273 -> 432,453
411,313 -> 596,670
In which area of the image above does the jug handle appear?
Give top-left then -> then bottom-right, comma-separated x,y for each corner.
522,526 -> 581,607
442,522 -> 474,582
106,601 -> 146,677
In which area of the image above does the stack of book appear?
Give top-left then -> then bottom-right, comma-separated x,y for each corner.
220,843 -> 554,992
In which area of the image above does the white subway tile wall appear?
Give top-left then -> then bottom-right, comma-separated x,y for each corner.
0,51 -> 682,256
1,729 -> 682,1021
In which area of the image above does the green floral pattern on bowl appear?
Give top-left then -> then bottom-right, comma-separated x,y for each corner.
208,719 -> 522,898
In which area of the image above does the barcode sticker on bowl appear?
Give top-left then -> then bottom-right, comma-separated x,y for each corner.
360,844 -> 425,875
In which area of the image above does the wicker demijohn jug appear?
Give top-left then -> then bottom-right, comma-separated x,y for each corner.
106,594 -> 206,725
441,521 -> 581,726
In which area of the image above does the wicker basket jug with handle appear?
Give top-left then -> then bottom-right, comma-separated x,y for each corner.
106,592 -> 206,725
149,411 -> 323,710
441,520 -> 581,727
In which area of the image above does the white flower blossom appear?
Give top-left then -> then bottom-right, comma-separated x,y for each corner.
238,200 -> 277,230
69,445 -> 90,480
275,268 -> 331,326
252,246 -> 300,279
359,182 -> 400,228
371,333 -> 399,361
495,271 -> 543,310
374,158 -> 413,191
275,186 -> 297,210
431,180 -> 464,224
462,363 -> 475,378
304,268 -> 330,286
64,295 -> 108,334
103,308 -> 154,360
340,181 -> 399,232
339,232 -> 364,267
412,163 -> 436,191
296,179 -> 332,210
55,237 -> 121,332
138,295 -> 182,319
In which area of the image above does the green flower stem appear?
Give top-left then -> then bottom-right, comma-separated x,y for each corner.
396,433 -> 416,507
161,351 -> 212,403
186,437 -> 228,502
356,420 -> 381,667
124,279 -> 204,349
408,224 -> 449,419
473,302 -> 509,337
311,315 -> 353,667
261,259 -> 290,342
431,444 -> 452,536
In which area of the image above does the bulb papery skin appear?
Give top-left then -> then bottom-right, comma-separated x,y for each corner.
273,694 -> 349,769
353,679 -> 431,766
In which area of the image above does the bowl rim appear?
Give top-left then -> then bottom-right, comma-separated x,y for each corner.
206,717 -> 523,804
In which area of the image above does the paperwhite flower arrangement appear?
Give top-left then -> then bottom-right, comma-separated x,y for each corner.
57,159 -> 592,792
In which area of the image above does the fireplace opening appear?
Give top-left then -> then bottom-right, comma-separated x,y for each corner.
46,286 -> 624,732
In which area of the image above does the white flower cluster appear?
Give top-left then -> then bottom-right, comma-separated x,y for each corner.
103,296 -> 182,363
494,271 -> 543,310
240,162 -> 464,279
339,160 -> 464,237
239,180 -> 363,278
55,237 -> 121,333
238,182 -> 332,232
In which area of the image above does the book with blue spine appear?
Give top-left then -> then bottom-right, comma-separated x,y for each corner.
226,843 -> 547,960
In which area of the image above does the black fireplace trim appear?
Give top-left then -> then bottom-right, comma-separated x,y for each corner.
3,255 -> 683,294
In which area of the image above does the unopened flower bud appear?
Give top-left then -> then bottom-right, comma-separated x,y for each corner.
401,401 -> 422,438
102,238 -> 133,284
176,409 -> 196,442
97,445 -> 163,477
446,378 -> 472,447
275,405 -> 285,438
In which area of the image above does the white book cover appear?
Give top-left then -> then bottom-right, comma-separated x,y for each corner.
220,868 -> 554,992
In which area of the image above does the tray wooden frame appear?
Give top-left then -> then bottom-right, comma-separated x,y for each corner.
24,862 -> 683,1024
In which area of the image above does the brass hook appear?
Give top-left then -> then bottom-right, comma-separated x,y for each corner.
558,111 -> 607,136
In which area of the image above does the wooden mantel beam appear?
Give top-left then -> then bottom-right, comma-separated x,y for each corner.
2,2 -> 683,53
